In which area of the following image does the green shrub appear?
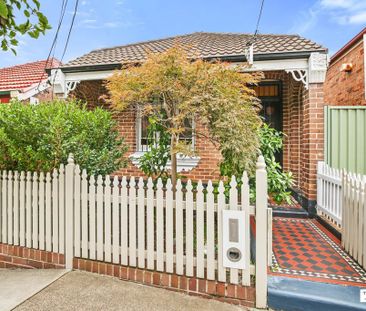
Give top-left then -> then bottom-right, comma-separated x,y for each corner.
259,123 -> 294,204
0,100 -> 127,175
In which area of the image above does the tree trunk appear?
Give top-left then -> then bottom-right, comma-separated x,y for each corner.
170,133 -> 177,191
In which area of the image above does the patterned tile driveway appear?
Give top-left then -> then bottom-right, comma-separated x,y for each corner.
271,218 -> 366,286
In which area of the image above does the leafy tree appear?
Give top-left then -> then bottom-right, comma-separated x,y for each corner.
0,100 -> 127,175
0,0 -> 50,53
106,47 -> 262,187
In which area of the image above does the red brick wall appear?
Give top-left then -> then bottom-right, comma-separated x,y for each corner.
71,80 -> 222,181
71,76 -> 322,204
34,86 -> 57,102
0,242 -> 255,306
73,258 -> 255,307
0,243 -> 65,269
71,77 -> 304,184
263,71 -> 303,188
112,107 -> 222,180
324,39 -> 365,106
263,72 -> 325,205
300,83 -> 325,202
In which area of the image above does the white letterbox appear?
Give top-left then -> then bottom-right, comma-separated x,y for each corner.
222,210 -> 246,269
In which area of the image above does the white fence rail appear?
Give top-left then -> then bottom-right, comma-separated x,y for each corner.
342,172 -> 366,270
317,161 -> 342,227
0,168 -> 66,254
0,155 -> 270,308
317,161 -> 366,270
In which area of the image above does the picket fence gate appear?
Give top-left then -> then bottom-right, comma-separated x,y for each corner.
317,161 -> 366,270
317,161 -> 342,227
0,154 -> 271,308
342,172 -> 366,270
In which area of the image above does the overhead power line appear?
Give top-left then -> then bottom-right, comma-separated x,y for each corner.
59,0 -> 80,63
36,0 -> 69,92
254,0 -> 265,37
247,0 -> 265,47
51,0 -> 80,98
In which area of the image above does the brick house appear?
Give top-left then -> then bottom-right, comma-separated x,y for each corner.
51,32 -> 328,211
324,27 -> 366,106
0,58 -> 60,104
322,28 -> 366,174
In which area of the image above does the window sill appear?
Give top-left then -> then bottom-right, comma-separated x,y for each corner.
129,152 -> 201,172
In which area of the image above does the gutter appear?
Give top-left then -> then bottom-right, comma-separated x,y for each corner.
330,27 -> 366,64
54,50 -> 327,74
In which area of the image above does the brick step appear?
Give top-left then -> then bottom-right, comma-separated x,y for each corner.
272,208 -> 309,218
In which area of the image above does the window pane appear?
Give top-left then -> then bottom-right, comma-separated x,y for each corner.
139,116 -> 194,151
180,118 -> 193,144
140,116 -> 149,151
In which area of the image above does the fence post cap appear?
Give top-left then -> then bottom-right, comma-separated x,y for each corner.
67,153 -> 74,164
256,155 -> 266,170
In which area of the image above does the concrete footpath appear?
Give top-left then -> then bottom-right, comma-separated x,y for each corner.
13,271 -> 245,311
0,269 -> 68,311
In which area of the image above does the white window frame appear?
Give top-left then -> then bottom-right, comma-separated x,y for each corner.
135,111 -> 196,152
130,111 -> 200,172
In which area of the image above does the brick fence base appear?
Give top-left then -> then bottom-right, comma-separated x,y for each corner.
0,243 -> 255,307
73,258 -> 255,307
0,243 -> 65,269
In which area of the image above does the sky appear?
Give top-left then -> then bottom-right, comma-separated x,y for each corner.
1,0 -> 366,68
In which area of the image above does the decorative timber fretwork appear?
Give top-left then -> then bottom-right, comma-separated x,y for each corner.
285,52 -> 328,89
285,69 -> 308,89
65,81 -> 81,96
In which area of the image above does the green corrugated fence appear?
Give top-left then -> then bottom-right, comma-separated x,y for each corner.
325,106 -> 366,174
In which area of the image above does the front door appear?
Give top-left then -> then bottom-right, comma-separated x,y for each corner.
255,81 -> 283,162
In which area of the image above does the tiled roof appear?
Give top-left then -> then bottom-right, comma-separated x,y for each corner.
0,58 -> 60,92
63,32 -> 327,68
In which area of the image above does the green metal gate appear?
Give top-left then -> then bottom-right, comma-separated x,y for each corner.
325,106 -> 366,174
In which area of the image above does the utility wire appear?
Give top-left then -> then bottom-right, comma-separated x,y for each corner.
254,0 -> 265,37
247,0 -> 265,47
36,0 -> 68,92
51,0 -> 80,98
49,1 -> 67,70
59,0 -> 79,63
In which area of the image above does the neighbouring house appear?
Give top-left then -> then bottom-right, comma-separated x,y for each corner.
0,58 -> 60,104
324,27 -> 366,106
323,28 -> 366,174
51,32 -> 329,212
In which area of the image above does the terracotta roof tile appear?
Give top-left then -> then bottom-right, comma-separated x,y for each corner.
0,58 -> 61,92
62,32 -> 327,68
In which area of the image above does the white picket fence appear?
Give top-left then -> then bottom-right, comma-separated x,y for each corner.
317,161 -> 366,270
342,172 -> 366,270
0,154 -> 271,308
317,161 -> 342,227
0,168 -> 66,254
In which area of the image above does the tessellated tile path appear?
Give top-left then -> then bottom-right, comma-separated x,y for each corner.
270,218 -> 366,286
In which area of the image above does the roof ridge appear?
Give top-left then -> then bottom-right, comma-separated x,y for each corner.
89,32 -> 301,53
197,31 -> 300,37
90,32 -> 201,53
